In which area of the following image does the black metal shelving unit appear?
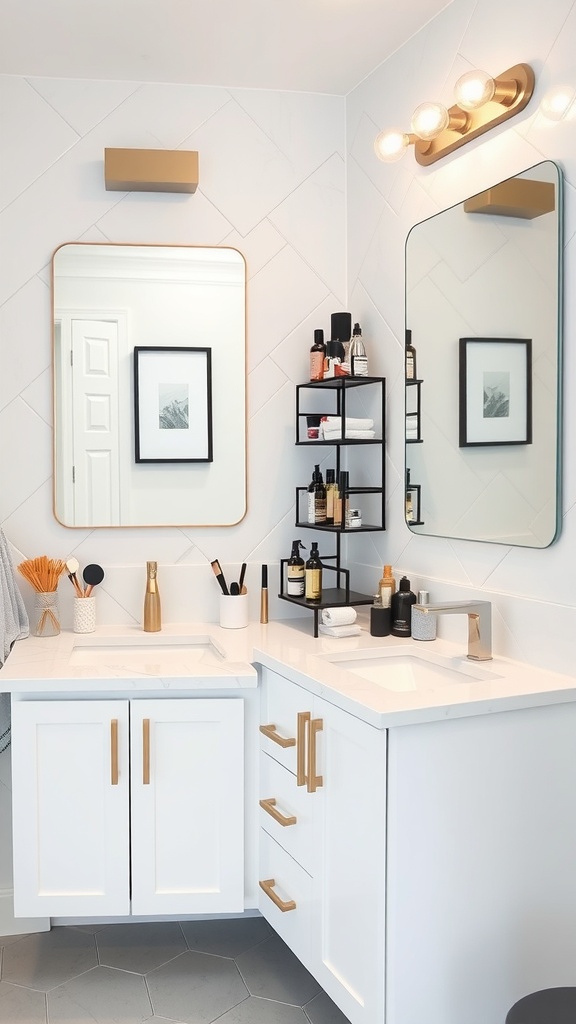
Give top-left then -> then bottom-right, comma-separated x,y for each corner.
279,375 -> 386,636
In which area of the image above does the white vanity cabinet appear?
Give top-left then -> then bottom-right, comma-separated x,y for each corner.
11,697 -> 244,918
257,665 -> 386,1024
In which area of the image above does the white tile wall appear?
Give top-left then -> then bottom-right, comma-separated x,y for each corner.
0,75 -> 344,630
347,0 -> 576,674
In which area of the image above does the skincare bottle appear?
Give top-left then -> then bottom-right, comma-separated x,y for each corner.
309,329 -> 325,382
349,322 -> 368,376
143,561 -> 161,632
411,590 -> 437,642
378,564 -> 396,608
286,540 -> 306,597
333,475 -> 342,527
331,312 -> 352,364
308,465 -> 327,524
305,542 -> 323,601
405,329 -> 417,380
391,576 -> 417,637
325,469 -> 336,524
370,593 -> 391,637
339,471 -> 349,526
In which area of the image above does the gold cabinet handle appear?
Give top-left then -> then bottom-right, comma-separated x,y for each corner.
143,718 -> 150,785
110,719 -> 119,786
307,717 -> 323,793
259,723 -> 296,748
297,711 -> 310,787
259,797 -> 297,827
259,878 -> 296,912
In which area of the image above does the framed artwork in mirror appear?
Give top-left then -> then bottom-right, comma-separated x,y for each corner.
134,346 -> 213,463
458,337 -> 532,447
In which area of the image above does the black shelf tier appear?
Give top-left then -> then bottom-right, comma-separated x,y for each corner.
406,438 -> 424,444
296,520 -> 383,533
298,375 -> 385,390
405,378 -> 424,385
278,589 -> 374,638
296,438 -> 382,446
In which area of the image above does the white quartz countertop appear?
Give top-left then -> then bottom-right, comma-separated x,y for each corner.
1,617 -> 575,727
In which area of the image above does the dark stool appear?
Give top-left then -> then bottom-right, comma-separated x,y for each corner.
506,988 -> 576,1023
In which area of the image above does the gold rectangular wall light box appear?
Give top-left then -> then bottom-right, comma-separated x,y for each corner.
464,179 -> 555,219
104,148 -> 199,193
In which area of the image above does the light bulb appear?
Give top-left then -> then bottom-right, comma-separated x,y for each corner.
541,86 -> 576,122
410,102 -> 449,141
454,70 -> 495,111
373,128 -> 410,163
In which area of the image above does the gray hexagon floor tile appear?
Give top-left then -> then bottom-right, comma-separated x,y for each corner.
235,935 -> 320,1006
1,926 -> 97,991
97,922 -> 187,974
47,965 -> 152,1023
181,917 -> 273,958
304,991 -> 351,1024
0,932 -> 31,947
217,995 -> 309,1024
0,980 -> 47,1023
147,950 -> 248,1024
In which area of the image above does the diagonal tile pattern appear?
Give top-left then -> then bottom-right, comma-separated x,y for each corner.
0,918 -> 350,1024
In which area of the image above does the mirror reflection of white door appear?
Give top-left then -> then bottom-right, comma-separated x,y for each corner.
71,319 -> 120,526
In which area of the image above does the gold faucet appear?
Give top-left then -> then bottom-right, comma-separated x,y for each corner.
413,600 -> 492,660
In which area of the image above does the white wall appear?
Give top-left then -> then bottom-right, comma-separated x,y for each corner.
0,77 -> 346,628
346,0 -> 576,674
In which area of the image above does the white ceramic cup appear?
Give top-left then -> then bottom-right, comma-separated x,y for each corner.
219,593 -> 249,629
73,596 -> 96,634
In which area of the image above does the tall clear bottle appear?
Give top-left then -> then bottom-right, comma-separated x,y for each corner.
349,322 -> 368,376
144,560 -> 161,632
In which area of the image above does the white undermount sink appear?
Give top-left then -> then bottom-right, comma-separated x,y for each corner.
317,647 -> 502,692
69,634 -> 225,671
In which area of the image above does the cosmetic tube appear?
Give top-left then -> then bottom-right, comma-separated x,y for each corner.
260,564 -> 269,623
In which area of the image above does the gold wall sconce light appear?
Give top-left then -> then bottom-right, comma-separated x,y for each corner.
104,148 -> 199,193
374,63 -> 535,166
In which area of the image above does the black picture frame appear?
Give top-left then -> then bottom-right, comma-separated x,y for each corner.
134,346 -> 213,463
459,337 -> 532,447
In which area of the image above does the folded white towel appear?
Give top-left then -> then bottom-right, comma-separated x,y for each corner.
319,624 -> 362,638
322,607 -> 357,627
0,528 -> 30,752
322,427 -> 376,440
323,416 -> 374,430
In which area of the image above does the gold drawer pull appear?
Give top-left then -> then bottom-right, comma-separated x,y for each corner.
259,797 -> 297,827
110,719 -> 119,786
307,717 -> 323,793
143,718 -> 150,785
259,878 -> 296,912
297,711 -> 310,787
260,723 -> 296,748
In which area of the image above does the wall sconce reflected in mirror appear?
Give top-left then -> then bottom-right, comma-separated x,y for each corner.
374,63 -> 535,166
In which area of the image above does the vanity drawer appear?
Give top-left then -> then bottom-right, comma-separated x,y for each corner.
259,666 -> 311,775
259,751 -> 314,874
258,828 -> 312,969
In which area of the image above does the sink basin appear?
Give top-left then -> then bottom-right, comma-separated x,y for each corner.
318,647 -> 502,692
69,634 -> 224,672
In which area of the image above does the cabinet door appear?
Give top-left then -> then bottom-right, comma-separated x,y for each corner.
310,695 -> 387,1024
11,699 -> 130,917
130,698 -> 244,915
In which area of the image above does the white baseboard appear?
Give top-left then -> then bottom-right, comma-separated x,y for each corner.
53,907 -> 261,927
0,887 -> 49,937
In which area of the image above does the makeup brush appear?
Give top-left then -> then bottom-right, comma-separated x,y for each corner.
83,563 -> 105,597
66,557 -> 84,598
238,563 -> 247,595
211,559 -> 229,595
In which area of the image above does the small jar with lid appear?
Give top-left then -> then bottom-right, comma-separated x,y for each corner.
411,590 -> 437,642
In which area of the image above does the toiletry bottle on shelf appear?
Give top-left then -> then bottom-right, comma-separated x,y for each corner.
325,469 -> 336,524
286,540 -> 306,597
305,542 -> 323,601
333,474 -> 342,527
309,329 -> 325,382
405,329 -> 417,380
391,576 -> 417,637
331,312 -> 352,367
339,471 -> 349,527
378,564 -> 396,608
307,464 -> 327,524
143,560 -> 161,632
350,322 -> 368,376
411,590 -> 437,642
405,468 -> 414,523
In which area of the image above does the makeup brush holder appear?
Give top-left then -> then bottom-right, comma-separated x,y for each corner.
73,596 -> 96,634
219,593 -> 249,629
33,592 -> 60,637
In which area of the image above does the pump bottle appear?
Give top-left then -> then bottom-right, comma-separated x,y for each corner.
305,543 -> 323,601
308,465 -> 327,524
286,540 -> 306,597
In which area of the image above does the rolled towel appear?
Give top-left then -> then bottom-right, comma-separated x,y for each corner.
323,416 -> 374,430
322,607 -> 357,627
319,624 -> 362,638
